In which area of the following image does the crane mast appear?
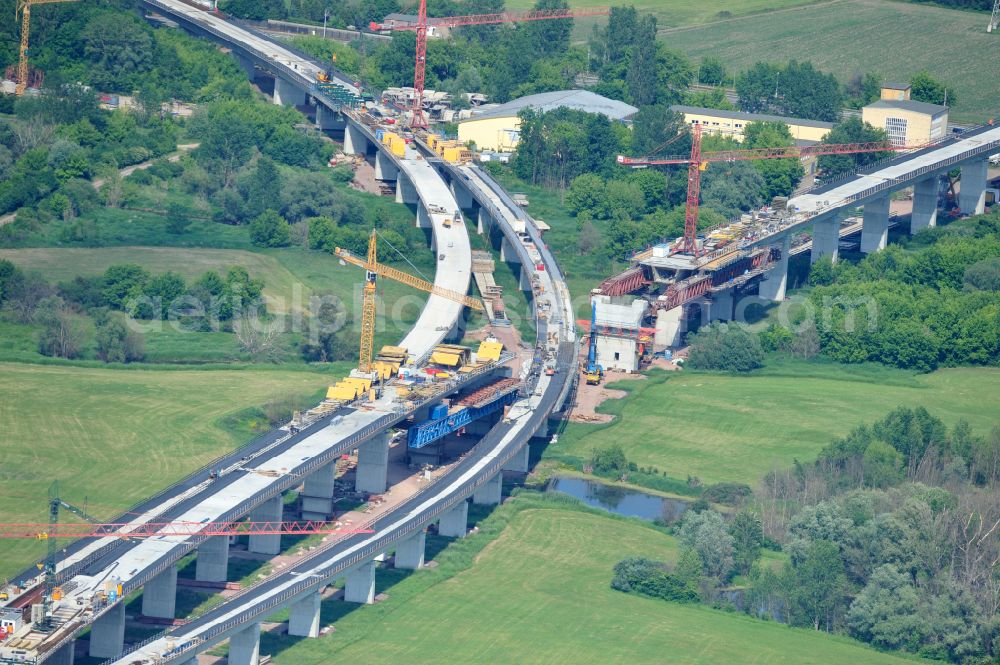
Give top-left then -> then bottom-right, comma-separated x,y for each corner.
15,0 -> 79,96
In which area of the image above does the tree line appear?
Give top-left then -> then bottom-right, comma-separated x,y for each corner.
614,406 -> 1000,663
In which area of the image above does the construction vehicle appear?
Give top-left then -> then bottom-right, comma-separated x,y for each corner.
15,0 -> 80,96
316,53 -> 337,83
371,3 -> 609,128
583,301 -> 603,385
335,230 -> 485,374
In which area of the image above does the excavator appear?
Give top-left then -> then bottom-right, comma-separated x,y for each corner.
583,300 -> 603,385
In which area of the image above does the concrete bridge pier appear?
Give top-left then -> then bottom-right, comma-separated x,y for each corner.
315,105 -> 345,131
300,461 -> 337,521
811,215 -> 840,264
710,289 -> 734,322
960,158 -> 988,215
477,208 -> 491,235
141,565 -> 177,619
196,535 -> 230,582
451,181 -> 473,209
860,194 -> 890,254
500,235 -> 520,264
654,305 -> 684,347
394,529 -> 426,569
48,640 -> 75,665
519,265 -> 532,291
228,621 -> 261,665
273,77 -> 307,107
344,561 -> 376,604
448,314 -> 466,342
438,500 -> 469,538
416,204 -> 432,229
235,54 -> 257,80
758,235 -> 790,302
911,176 -> 939,233
504,444 -> 530,473
473,473 -> 502,505
375,150 -> 399,181
88,602 -> 125,659
248,495 -> 283,555
355,432 -> 390,494
288,590 -> 322,637
396,174 -> 419,205
344,123 -> 367,156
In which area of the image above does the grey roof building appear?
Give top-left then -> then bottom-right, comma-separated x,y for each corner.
469,90 -> 639,123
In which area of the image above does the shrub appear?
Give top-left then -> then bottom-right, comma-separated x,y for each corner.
611,557 -> 699,602
686,323 -> 764,372
702,482 -> 753,506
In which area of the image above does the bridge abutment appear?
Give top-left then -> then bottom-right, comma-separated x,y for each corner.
248,495 -> 283,555
300,461 -> 337,521
141,565 -> 177,619
438,500 -> 469,538
288,590 -> 322,637
355,432 -> 390,494
911,177 -> 939,233
88,602 -> 125,659
196,535 -> 230,582
472,473 -> 502,505
228,621 -> 261,665
860,194 -> 890,254
758,235 -> 790,302
959,158 -> 988,216
344,561 -> 376,604
394,529 -> 426,569
811,215 -> 840,264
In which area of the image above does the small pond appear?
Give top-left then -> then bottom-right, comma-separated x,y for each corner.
547,476 -> 691,523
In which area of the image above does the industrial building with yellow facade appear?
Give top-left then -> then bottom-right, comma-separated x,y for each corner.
457,90 -> 638,152
668,105 -> 834,144
861,83 -> 949,146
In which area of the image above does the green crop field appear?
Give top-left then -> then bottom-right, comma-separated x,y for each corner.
261,498 -> 920,665
550,363 -> 1000,486
663,0 -> 999,123
505,0 -> 817,28
0,362 -> 331,580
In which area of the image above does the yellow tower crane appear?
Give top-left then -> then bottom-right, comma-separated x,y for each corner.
336,230 -> 484,373
16,0 -> 79,96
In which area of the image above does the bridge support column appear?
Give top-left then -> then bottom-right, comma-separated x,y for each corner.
811,215 -> 840,264
49,641 -> 74,665
355,432 -> 389,494
374,150 -> 399,181
288,590 -> 322,637
228,622 -> 261,665
451,181 -> 473,209
273,77 -> 306,107
196,535 -> 230,582
344,124 -> 366,156
396,175 -> 418,205
448,315 -> 466,342
477,208 -> 490,235
959,158 -> 988,215
519,266 -> 532,291
473,473 -> 502,505
416,204 -> 432,229
394,529 -> 426,569
344,561 -> 376,604
758,235 -> 790,302
710,289 -> 734,322
300,461 -> 337,521
911,177 -> 939,233
500,235 -> 520,264
861,194 -> 890,254
88,602 -> 125,659
315,105 -> 345,131
248,495 -> 283,555
141,565 -> 177,619
235,54 -> 256,80
438,500 -> 469,538
654,305 -> 684,347
503,444 -> 530,473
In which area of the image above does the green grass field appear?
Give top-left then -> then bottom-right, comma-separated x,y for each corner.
505,0 -> 815,28
663,0 -> 999,123
261,496 -> 920,665
550,363 -> 1000,486
0,362 -> 330,580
